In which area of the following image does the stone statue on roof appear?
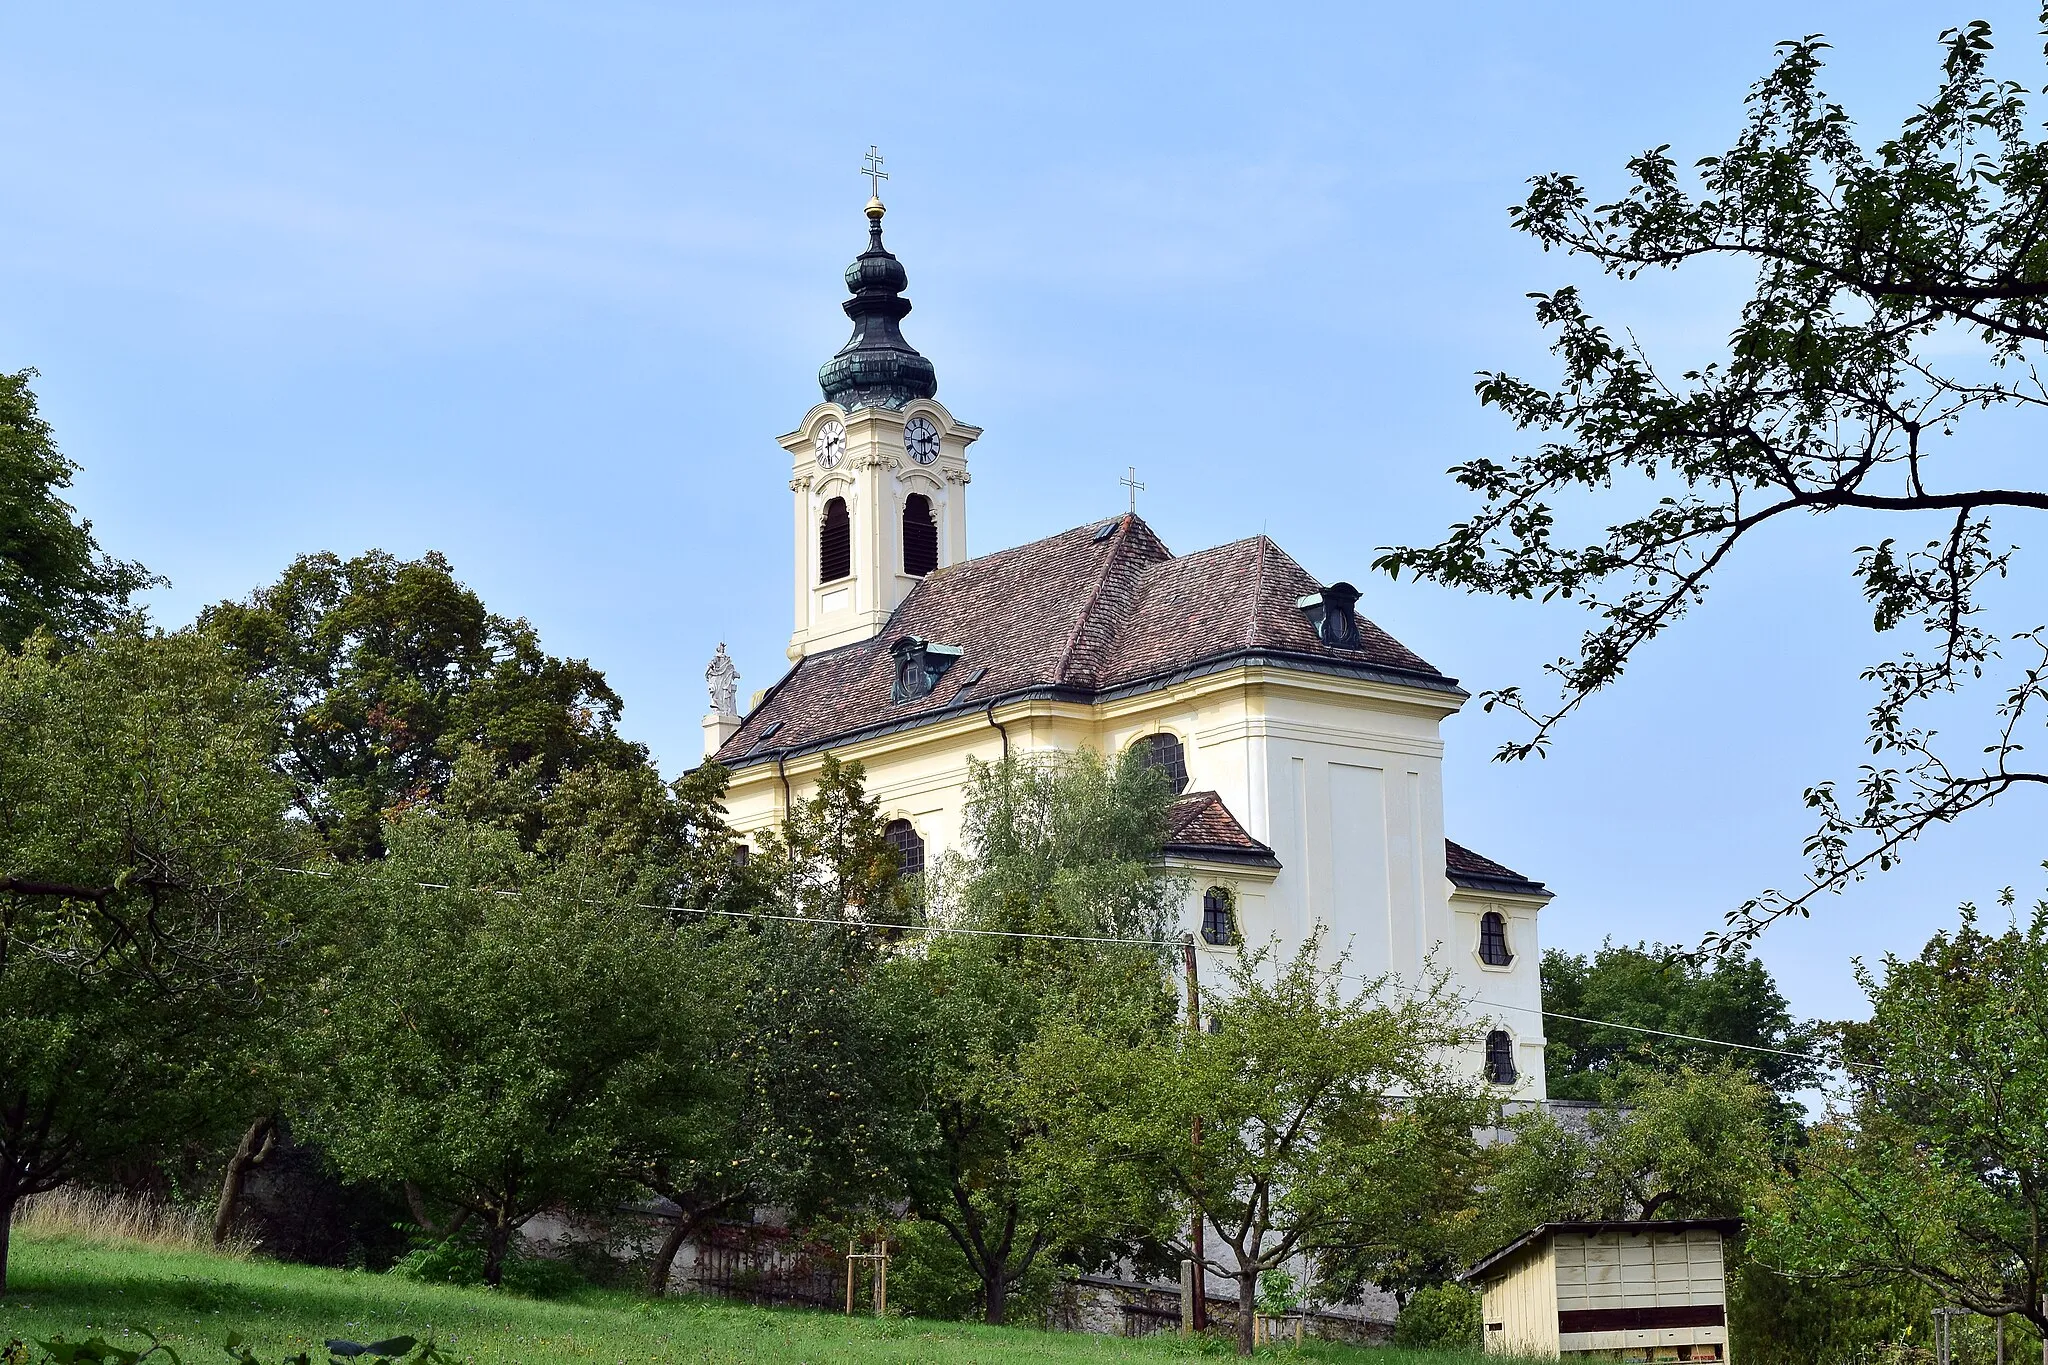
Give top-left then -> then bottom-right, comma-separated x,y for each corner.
705,642 -> 740,717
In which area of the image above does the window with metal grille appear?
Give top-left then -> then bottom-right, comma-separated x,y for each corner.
1201,887 -> 1237,946
884,819 -> 925,880
1478,911 -> 1513,966
1132,732 -> 1189,794
902,493 -> 938,576
1484,1030 -> 1517,1086
819,497 -> 850,583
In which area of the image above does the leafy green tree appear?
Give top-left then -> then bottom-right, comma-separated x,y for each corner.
1489,1062 -> 1777,1234
0,627 -> 303,1289
1726,1262 -> 1943,1365
201,549 -> 646,861
1392,1283 -> 1482,1349
0,369 -> 155,651
1035,935 -> 1495,1356
631,755 -> 930,1293
1752,900 -> 2048,1335
302,816 -> 736,1286
1542,943 -> 1818,1106
1375,20 -> 2048,947
748,754 -> 909,925
880,749 -> 1183,1325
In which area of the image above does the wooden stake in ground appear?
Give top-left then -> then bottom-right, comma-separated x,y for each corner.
844,1239 -> 890,1317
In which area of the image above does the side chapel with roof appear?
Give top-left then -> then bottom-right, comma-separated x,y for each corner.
700,186 -> 1552,1095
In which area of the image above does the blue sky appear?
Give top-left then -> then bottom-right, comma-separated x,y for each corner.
5,2 -> 2045,1026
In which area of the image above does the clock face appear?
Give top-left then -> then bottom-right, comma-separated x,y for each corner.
904,415 -> 940,465
814,420 -> 846,470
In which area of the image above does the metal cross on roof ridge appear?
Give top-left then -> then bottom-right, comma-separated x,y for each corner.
861,146 -> 888,199
1121,466 -> 1145,514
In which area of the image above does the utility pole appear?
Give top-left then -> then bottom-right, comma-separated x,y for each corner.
1181,934 -> 1208,1332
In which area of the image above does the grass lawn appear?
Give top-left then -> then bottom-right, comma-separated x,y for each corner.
0,1233 -> 1487,1364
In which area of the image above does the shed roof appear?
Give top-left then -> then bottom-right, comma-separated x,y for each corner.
1444,840 -> 1552,899
1462,1219 -> 1742,1284
1163,791 -> 1281,867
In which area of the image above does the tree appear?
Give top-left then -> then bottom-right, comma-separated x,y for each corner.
1375,20 -> 2048,947
1036,935 -> 1495,1356
0,369 -> 155,651
640,760 -> 920,1294
1751,900 -> 2048,1334
302,816 -> 733,1286
0,628 -> 304,1289
1488,1062 -> 1777,1235
1542,942 -> 1819,1107
201,549 -> 646,861
882,749 -> 1184,1325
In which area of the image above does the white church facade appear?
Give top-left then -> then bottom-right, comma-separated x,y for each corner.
698,191 -> 1552,1098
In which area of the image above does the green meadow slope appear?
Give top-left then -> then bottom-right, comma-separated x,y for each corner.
0,1234 -> 1492,1364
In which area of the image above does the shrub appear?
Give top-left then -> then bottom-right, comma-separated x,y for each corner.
1392,1282 -> 1481,1348
387,1235 -> 586,1298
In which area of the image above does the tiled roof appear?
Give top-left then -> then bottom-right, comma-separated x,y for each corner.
1445,839 -> 1551,899
713,514 -> 1460,769
1163,791 -> 1280,867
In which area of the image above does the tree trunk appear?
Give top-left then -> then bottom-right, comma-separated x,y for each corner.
649,1218 -> 690,1296
0,1180 -> 16,1295
1235,1266 -> 1259,1355
405,1180 -> 443,1235
482,1216 -> 511,1288
982,1267 -> 1008,1326
213,1115 -> 277,1246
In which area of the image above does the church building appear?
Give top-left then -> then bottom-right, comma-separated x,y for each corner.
700,187 -> 1552,1096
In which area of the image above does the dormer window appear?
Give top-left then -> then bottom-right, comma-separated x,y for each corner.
1297,582 -> 1362,649
890,635 -> 962,703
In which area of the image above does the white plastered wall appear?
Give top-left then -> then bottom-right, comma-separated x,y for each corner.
715,662 -> 1547,1099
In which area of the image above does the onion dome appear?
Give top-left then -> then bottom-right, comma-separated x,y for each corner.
818,199 -> 938,411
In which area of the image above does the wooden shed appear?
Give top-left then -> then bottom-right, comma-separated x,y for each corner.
1462,1219 -> 1739,1361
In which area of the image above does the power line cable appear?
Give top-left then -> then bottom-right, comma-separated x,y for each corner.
274,865 -> 1863,1071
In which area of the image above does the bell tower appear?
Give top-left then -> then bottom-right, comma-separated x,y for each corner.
780,166 -> 980,661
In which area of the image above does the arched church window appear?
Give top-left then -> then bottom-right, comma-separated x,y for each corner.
819,497 -> 851,583
1201,887 -> 1237,946
903,493 -> 939,577
1478,911 -> 1513,967
1132,732 -> 1189,794
884,819 -> 925,880
1484,1030 -> 1518,1086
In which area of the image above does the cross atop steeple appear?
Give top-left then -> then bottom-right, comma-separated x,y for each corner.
1121,466 -> 1145,514
861,145 -> 888,201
